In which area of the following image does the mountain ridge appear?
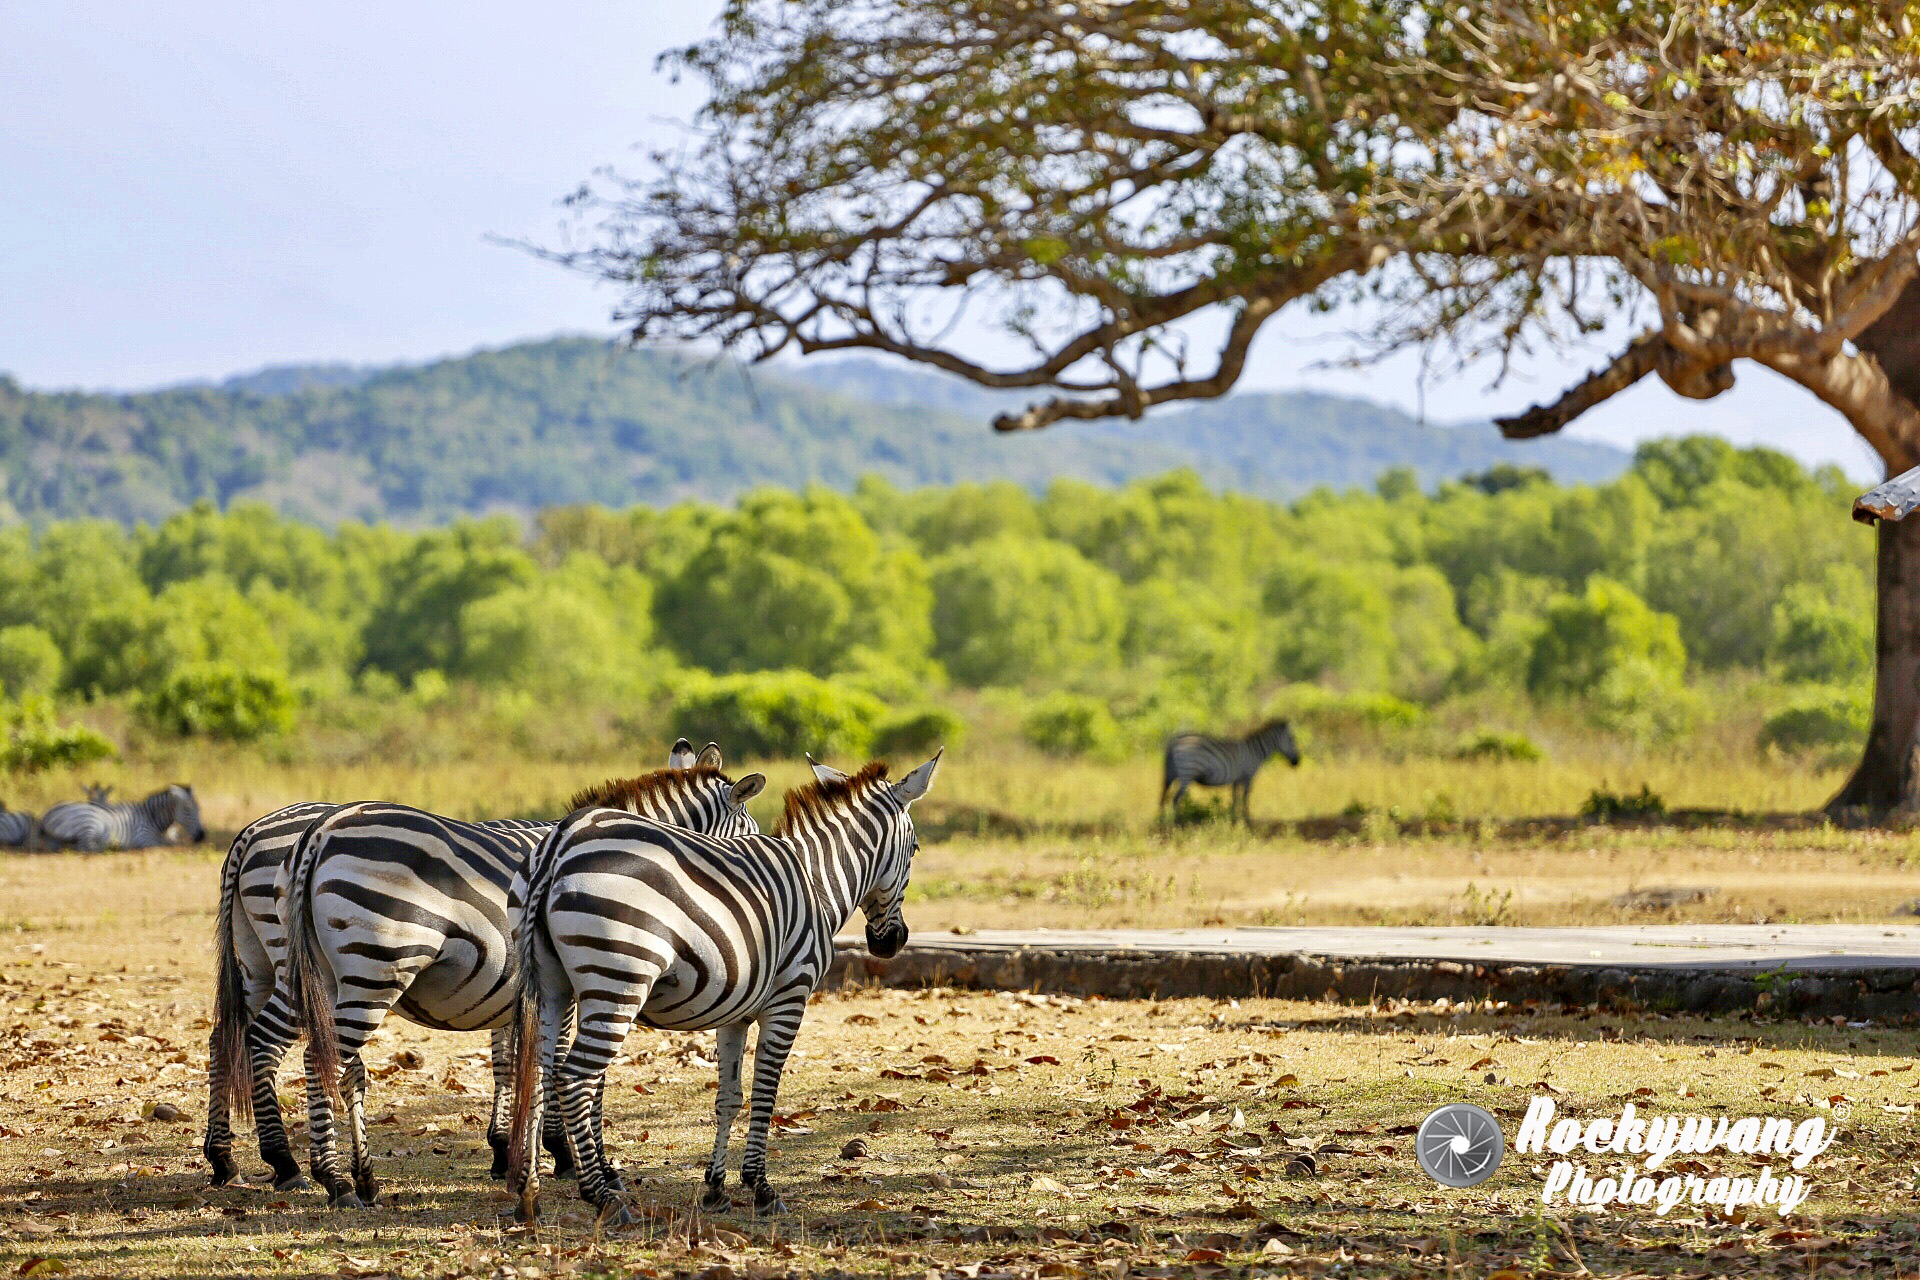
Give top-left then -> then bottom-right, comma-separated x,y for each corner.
0,337 -> 1628,526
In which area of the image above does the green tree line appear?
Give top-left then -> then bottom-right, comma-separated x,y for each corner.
0,437 -> 1872,763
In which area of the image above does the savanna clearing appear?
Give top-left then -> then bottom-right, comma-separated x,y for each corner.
3,786 -> 1920,1278
6,747 -> 1919,930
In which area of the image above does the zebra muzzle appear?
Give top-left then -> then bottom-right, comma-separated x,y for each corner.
865,920 -> 908,959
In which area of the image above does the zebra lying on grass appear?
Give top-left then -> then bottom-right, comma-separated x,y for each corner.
1160,720 -> 1300,822
38,783 -> 205,851
280,751 -> 765,1208
508,751 -> 940,1224
202,738 -> 727,1189
0,803 -> 34,848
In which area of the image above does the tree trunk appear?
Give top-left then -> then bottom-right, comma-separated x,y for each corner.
1833,293 -> 1920,815
1827,514 -> 1920,815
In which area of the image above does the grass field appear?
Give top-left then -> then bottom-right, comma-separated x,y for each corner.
3,750 -> 1920,1277
4,742 -> 1910,932
1,854 -> 1918,1279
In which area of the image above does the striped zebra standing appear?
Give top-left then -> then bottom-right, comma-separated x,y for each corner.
508,751 -> 940,1224
38,783 -> 205,851
202,740 -> 720,1188
1160,720 -> 1300,822
0,803 -> 34,848
204,800 -> 339,1186
280,756 -> 765,1208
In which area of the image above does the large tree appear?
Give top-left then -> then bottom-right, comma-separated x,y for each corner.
567,0 -> 1920,811
1387,0 -> 1920,813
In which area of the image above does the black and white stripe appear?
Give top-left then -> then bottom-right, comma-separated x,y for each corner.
1160,720 -> 1300,821
0,804 -> 33,848
203,800 -> 338,1186
37,783 -> 206,852
508,751 -> 940,1224
277,757 -> 765,1208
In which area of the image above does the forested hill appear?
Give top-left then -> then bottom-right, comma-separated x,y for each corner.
0,337 -> 1628,525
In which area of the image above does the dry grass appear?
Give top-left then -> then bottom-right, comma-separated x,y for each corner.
2,745 -> 1912,934
2,854 -> 1919,1279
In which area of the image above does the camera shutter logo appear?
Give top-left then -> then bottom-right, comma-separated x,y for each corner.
1416,1103 -> 1504,1187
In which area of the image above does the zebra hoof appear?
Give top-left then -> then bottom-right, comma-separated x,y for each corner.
328,1191 -> 367,1210
597,1198 -> 635,1228
698,1182 -> 731,1214
273,1173 -> 314,1193
751,1189 -> 788,1218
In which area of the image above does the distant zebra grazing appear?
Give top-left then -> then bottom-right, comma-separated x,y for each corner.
0,803 -> 34,849
508,751 -> 941,1225
1160,720 -> 1300,822
279,751 -> 766,1208
38,783 -> 205,851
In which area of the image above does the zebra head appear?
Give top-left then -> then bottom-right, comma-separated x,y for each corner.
1258,719 -> 1301,767
164,783 -> 207,843
858,751 -> 941,959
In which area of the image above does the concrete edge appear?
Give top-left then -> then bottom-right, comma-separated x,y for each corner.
825,942 -> 1920,1022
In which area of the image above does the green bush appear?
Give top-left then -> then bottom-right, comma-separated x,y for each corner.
1758,687 -> 1871,755
671,669 -> 886,759
1587,657 -> 1700,744
139,662 -> 298,740
0,625 -> 62,699
1528,577 -> 1686,699
1,697 -> 115,773
1581,784 -> 1666,821
871,707 -> 964,760
1769,585 -> 1872,685
1452,729 -> 1544,762
1020,692 -> 1126,762
1265,686 -> 1425,742
929,536 -> 1125,686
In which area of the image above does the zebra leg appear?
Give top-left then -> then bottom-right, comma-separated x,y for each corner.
543,999 -> 577,1179
558,988 -> 647,1222
245,992 -> 308,1190
591,1073 -> 625,1192
739,999 -> 807,1217
487,1027 -> 514,1179
1170,780 -> 1192,810
343,1051 -> 378,1205
700,1021 -> 749,1214
203,1038 -> 240,1185
303,1041 -> 358,1206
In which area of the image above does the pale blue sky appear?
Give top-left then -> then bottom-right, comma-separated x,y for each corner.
0,2 -> 1880,478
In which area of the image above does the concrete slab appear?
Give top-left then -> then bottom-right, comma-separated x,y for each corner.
892,925 -> 1920,971
827,926 -> 1920,1021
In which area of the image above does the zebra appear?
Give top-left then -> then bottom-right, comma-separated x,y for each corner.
201,739 -> 723,1188
203,800 -> 350,1186
38,783 -> 205,851
279,754 -> 766,1208
0,802 -> 34,848
1160,720 -> 1300,822
507,751 -> 941,1225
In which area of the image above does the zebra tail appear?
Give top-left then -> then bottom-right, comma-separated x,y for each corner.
505,951 -> 541,1201
507,815 -> 575,1201
284,817 -> 344,1108
210,835 -> 253,1125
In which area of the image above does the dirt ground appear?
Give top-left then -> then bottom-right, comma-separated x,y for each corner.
2,852 -> 1920,1278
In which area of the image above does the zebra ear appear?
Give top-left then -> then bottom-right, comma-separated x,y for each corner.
807,753 -> 849,784
729,773 -> 767,806
697,742 -> 724,770
668,737 -> 697,769
891,749 -> 942,806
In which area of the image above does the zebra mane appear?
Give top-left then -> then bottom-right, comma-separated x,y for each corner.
568,766 -> 729,813
774,761 -> 890,836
